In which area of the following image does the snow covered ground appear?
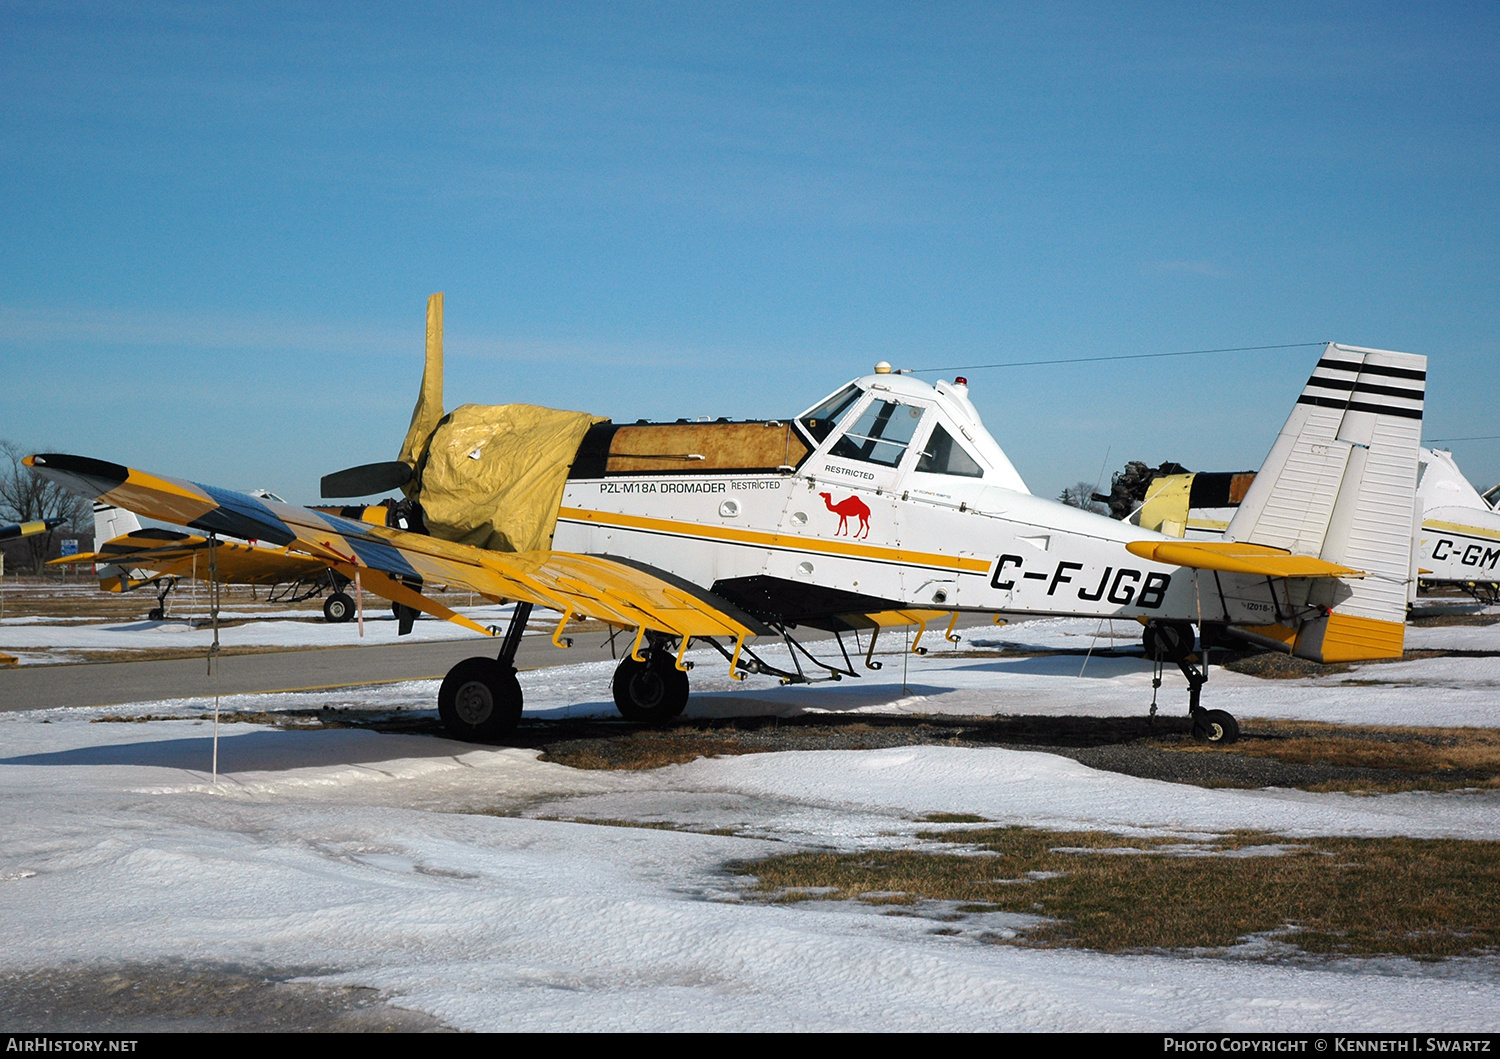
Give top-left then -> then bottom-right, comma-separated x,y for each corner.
1,615 -> 1498,1030
0,600 -> 517,664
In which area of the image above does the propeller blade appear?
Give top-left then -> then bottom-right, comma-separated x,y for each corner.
320,461 -> 412,498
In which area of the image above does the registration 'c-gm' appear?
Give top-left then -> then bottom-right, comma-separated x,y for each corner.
990,554 -> 1171,609
1432,538 -> 1500,571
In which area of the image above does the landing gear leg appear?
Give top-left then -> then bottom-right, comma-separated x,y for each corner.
436,601 -> 532,742
1143,620 -> 1239,745
147,576 -> 177,621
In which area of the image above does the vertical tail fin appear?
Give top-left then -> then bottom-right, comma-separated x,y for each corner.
1226,343 -> 1425,661
92,502 -> 142,584
92,502 -> 141,551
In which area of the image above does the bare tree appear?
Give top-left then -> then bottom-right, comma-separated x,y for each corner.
1058,481 -> 1108,516
0,441 -> 91,573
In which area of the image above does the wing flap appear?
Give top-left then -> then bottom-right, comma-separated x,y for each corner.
837,609 -> 950,629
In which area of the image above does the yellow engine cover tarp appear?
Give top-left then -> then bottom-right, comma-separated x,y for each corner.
414,403 -> 602,553
394,293 -> 605,554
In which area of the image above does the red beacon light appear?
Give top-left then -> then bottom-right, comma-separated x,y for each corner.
953,376 -> 968,387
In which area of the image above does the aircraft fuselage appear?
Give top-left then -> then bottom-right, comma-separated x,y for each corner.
553,372 -> 1302,631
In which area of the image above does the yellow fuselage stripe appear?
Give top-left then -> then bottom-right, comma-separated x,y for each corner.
1423,519 -> 1500,542
558,506 -> 991,573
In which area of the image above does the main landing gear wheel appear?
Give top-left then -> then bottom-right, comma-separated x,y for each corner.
323,591 -> 355,623
1193,708 -> 1240,745
438,657 -> 523,741
612,653 -> 689,724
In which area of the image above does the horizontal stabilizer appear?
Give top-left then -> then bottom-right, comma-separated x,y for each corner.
1126,540 -> 1363,579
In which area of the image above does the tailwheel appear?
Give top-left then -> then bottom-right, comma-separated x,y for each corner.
323,591 -> 355,623
438,657 -> 523,741
1192,708 -> 1240,745
612,651 -> 689,724
1144,619 -> 1238,747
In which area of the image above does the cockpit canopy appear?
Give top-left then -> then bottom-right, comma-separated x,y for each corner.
796,374 -> 1030,494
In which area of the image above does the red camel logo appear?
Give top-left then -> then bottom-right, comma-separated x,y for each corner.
819,492 -> 871,539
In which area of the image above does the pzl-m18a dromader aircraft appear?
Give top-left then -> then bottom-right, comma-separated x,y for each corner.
1413,448 -> 1500,603
26,296 -> 1425,746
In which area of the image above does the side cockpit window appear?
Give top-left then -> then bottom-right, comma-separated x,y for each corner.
798,385 -> 862,444
917,423 -> 984,478
829,399 -> 924,467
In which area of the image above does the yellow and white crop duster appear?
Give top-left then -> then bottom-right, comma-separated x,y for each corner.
28,294 -> 1425,746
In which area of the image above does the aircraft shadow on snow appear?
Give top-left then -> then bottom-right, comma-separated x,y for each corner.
0,727 -> 456,773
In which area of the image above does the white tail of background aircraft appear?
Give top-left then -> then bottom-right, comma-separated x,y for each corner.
92,502 -> 141,579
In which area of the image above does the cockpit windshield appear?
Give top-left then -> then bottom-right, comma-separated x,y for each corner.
798,385 -> 862,444
829,399 -> 925,467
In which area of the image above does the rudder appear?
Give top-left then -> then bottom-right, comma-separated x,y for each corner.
1225,343 -> 1425,661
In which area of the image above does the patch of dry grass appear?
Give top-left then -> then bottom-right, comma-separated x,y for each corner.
1221,653 -> 1350,679
737,828 -> 1500,959
923,812 -> 989,824
537,715 -> 1500,794
539,731 -> 751,771
1154,719 -> 1500,792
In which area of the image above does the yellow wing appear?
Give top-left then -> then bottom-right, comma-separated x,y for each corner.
25,454 -> 756,649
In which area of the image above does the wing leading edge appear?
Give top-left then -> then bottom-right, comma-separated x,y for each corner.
24,454 -> 757,653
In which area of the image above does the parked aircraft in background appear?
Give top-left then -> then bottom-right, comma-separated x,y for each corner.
0,517 -> 63,543
51,502 -> 388,622
1412,449 -> 1500,603
26,297 -> 1427,747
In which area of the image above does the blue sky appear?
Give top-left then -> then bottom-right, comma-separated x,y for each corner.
2,1 -> 1496,504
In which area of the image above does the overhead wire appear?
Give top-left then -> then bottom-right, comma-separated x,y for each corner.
906,342 -> 1326,375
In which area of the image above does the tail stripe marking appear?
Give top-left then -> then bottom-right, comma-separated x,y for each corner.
1315,357 -> 1426,381
1296,395 -> 1424,419
1302,377 -> 1426,401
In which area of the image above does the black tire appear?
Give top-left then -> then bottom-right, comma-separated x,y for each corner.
438,657 -> 523,741
148,607 -> 164,621
612,653 -> 690,724
323,591 -> 355,623
1193,709 -> 1240,745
